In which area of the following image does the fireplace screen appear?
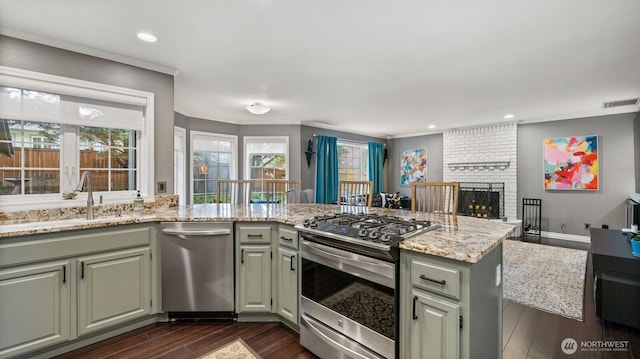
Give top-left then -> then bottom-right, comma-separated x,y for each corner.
457,182 -> 505,219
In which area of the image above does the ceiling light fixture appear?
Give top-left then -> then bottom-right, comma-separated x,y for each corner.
504,113 -> 515,119
428,124 -> 436,129
137,32 -> 158,43
246,102 -> 271,115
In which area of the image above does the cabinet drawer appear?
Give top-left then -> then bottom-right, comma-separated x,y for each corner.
237,225 -> 272,243
410,258 -> 460,299
278,226 -> 298,249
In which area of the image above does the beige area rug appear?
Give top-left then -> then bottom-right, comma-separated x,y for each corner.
199,339 -> 261,359
503,239 -> 588,321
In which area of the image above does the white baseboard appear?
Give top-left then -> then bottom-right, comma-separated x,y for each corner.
541,231 -> 591,243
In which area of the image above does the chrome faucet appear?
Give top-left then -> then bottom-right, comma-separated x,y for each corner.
76,171 -> 102,220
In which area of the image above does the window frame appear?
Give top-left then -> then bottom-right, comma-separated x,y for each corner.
189,131 -> 238,205
337,140 -> 369,182
0,66 -> 155,210
174,126 -> 187,206
243,136 -> 290,200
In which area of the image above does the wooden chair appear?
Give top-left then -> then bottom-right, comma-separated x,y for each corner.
216,180 -> 252,204
338,180 -> 373,207
265,180 -> 301,204
411,182 -> 459,218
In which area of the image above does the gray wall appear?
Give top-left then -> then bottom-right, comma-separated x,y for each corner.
518,113 -> 637,234
635,112 -> 640,193
299,125 -> 388,193
0,35 -> 175,194
388,134 -> 443,197
175,113 -> 302,204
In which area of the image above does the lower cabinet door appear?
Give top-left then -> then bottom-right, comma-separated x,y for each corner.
0,261 -> 71,358
277,247 -> 298,324
410,289 -> 461,359
238,244 -> 272,312
77,247 -> 151,336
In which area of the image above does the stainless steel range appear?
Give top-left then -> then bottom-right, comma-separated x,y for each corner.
295,213 -> 440,359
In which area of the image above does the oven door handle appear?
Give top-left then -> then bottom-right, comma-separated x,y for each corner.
303,240 -> 393,274
301,315 -> 384,359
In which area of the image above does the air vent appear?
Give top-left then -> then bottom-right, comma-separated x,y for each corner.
602,98 -> 639,108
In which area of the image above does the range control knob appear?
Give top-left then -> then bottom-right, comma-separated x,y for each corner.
309,220 -> 317,229
358,229 -> 368,237
369,231 -> 379,240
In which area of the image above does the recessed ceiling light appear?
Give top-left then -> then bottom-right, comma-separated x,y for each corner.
137,32 -> 158,43
428,124 -> 436,129
504,113 -> 515,119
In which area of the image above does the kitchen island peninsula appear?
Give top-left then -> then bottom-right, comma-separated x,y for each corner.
0,201 -> 514,359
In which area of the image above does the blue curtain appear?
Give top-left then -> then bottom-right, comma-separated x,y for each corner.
315,135 -> 338,204
368,142 -> 384,193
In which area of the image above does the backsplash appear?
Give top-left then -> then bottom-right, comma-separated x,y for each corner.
0,195 -> 179,224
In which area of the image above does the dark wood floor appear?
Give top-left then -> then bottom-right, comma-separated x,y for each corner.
55,237 -> 640,359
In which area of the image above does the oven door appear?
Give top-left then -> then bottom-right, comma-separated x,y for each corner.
300,239 -> 396,359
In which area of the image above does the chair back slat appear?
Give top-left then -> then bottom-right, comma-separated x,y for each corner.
216,180 -> 252,204
265,180 -> 302,204
411,182 -> 459,218
338,180 -> 373,207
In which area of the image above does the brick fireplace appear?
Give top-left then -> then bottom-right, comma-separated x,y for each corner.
443,123 -> 517,220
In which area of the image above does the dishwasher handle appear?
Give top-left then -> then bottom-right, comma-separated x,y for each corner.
162,228 -> 232,237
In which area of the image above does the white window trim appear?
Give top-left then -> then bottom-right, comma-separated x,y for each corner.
0,66 -> 155,210
174,126 -> 186,206
189,131 -> 238,204
243,136 -> 290,181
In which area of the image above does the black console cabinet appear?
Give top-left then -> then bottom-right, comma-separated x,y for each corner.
591,228 -> 640,329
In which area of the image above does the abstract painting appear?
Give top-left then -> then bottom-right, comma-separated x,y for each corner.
544,135 -> 598,190
400,148 -> 427,186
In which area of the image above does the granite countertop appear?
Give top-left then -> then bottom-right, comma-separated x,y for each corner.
0,203 -> 515,263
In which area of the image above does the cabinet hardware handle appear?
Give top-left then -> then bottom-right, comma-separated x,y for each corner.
280,236 -> 293,241
247,234 -> 263,238
419,274 -> 446,285
241,249 -> 245,264
81,262 -> 85,279
412,295 -> 418,320
62,265 -> 66,283
290,255 -> 295,271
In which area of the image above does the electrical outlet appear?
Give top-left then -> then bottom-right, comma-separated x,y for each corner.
157,181 -> 167,193
584,222 -> 591,230
560,220 -> 568,233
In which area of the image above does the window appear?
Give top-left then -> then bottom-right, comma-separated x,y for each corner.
190,131 -> 237,204
338,140 -> 368,181
244,136 -> 289,201
0,67 -> 154,209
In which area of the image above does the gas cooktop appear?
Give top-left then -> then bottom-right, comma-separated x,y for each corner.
296,213 -> 440,249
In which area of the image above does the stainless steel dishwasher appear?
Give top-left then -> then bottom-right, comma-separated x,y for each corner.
161,222 -> 234,316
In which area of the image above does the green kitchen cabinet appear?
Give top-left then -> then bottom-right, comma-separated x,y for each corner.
236,223 -> 274,313
0,224 -> 157,359
276,225 -> 299,325
77,247 -> 151,336
409,288 -> 461,359
400,244 -> 503,359
238,244 -> 272,312
0,260 -> 71,358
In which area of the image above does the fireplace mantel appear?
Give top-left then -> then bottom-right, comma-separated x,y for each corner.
447,160 -> 510,171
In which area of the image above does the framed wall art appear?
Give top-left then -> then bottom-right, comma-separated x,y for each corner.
544,135 -> 598,190
400,148 -> 427,186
